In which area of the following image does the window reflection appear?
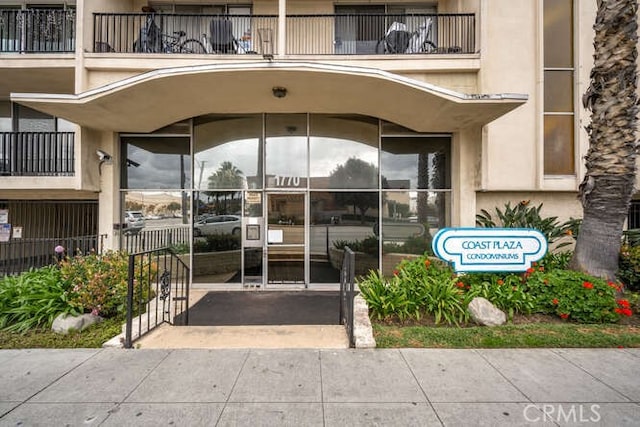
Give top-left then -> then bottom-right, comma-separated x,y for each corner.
381,137 -> 450,189
310,191 -> 379,282
121,137 -> 191,189
265,114 -> 307,189
194,114 -> 262,190
310,114 -> 378,189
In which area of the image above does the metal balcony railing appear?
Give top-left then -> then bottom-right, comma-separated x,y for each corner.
0,9 -> 75,53
0,132 -> 74,176
92,12 -> 475,56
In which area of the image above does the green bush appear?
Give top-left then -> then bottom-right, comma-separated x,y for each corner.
193,234 -> 240,253
476,200 -> 579,248
0,266 -> 79,333
333,235 -> 379,255
523,269 -> 622,323
458,273 -> 535,320
383,235 -> 433,256
618,245 -> 640,292
60,251 -> 155,318
358,255 -> 470,324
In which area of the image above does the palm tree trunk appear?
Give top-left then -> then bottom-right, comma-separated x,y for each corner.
570,0 -> 638,280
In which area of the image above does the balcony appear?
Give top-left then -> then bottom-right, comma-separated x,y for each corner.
0,9 -> 75,53
92,13 -> 475,56
0,132 -> 74,177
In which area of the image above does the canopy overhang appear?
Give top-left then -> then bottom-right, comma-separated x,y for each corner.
11,62 -> 527,133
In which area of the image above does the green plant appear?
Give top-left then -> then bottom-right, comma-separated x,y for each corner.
459,273 -> 535,320
383,235 -> 433,256
476,200 -> 579,247
523,269 -> 623,323
358,256 -> 469,325
60,251 -> 155,318
618,245 -> 640,291
193,234 -> 241,253
333,235 -> 379,255
168,242 -> 190,254
0,266 -> 79,333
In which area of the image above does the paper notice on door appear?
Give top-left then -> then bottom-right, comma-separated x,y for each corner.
268,229 -> 283,244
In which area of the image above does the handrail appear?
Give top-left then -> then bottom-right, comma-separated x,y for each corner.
339,246 -> 357,347
124,246 -> 190,348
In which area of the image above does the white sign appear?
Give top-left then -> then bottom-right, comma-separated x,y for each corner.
268,229 -> 283,244
0,224 -> 10,242
432,228 -> 547,272
12,226 -> 22,239
0,210 -> 7,224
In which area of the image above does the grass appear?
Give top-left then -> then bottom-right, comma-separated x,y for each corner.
373,322 -> 640,348
0,316 -> 124,349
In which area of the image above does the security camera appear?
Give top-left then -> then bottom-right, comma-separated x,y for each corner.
96,149 -> 112,162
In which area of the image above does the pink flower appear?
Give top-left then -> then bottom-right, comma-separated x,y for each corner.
54,245 -> 65,254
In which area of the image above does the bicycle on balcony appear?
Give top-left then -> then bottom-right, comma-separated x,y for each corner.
133,7 -> 206,54
376,19 -> 437,54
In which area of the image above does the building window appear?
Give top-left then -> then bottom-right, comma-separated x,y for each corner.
543,0 -> 575,175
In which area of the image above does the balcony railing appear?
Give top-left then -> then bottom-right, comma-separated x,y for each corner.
93,13 -> 474,56
1,132 -> 74,176
0,9 -> 75,53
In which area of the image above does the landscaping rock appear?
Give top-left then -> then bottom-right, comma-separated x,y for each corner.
52,313 -> 103,334
468,297 -> 506,326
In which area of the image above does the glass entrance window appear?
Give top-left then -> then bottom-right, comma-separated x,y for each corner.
267,193 -> 305,284
265,114 -> 307,189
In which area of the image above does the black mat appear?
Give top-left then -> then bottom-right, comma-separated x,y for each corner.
175,291 -> 341,326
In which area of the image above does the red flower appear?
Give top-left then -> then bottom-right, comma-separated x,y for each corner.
582,282 -> 594,289
538,267 -> 544,272
616,308 -> 633,317
618,346 -> 624,349
617,299 -> 630,308
608,282 -> 621,291
424,259 -> 431,268
456,282 -> 465,289
559,313 -> 569,320
552,299 -> 559,305
526,267 -> 534,274
497,280 -> 504,285
393,269 -> 399,276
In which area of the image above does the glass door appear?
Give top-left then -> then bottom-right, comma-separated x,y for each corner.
266,193 -> 306,287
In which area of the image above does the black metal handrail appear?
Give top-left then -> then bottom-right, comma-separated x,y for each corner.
92,12 -> 474,56
121,225 -> 190,254
0,234 -> 104,277
0,8 -> 75,53
0,132 -> 74,176
125,246 -> 190,348
339,246 -> 357,348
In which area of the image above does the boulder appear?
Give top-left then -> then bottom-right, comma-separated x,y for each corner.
468,297 -> 506,326
52,313 -> 103,334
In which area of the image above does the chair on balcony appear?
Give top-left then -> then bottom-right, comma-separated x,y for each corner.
376,22 -> 411,54
209,18 -> 238,54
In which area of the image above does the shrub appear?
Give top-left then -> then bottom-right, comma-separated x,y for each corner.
476,200 -> 579,248
333,236 -> 379,255
358,255 -> 469,324
458,273 -> 535,319
0,266 -> 79,333
523,269 -> 623,323
193,234 -> 240,253
618,245 -> 640,292
60,251 -> 156,318
383,235 -> 433,256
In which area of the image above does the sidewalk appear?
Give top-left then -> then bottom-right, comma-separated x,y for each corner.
0,348 -> 638,426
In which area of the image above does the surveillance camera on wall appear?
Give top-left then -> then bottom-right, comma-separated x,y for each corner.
96,149 -> 112,162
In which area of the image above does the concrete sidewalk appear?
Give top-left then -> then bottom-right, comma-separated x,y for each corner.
0,348 -> 638,426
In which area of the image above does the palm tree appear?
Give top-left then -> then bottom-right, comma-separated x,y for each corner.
570,0 -> 638,280
207,161 -> 244,214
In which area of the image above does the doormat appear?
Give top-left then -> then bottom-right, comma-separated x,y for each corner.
174,291 -> 341,326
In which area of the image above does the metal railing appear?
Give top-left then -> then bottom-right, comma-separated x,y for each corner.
0,8 -> 75,53
1,132 -> 74,176
125,247 -> 190,348
0,234 -> 104,276
122,225 -> 190,254
92,12 -> 474,56
339,246 -> 357,348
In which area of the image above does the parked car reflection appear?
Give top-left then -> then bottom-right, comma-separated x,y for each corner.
193,214 -> 241,236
